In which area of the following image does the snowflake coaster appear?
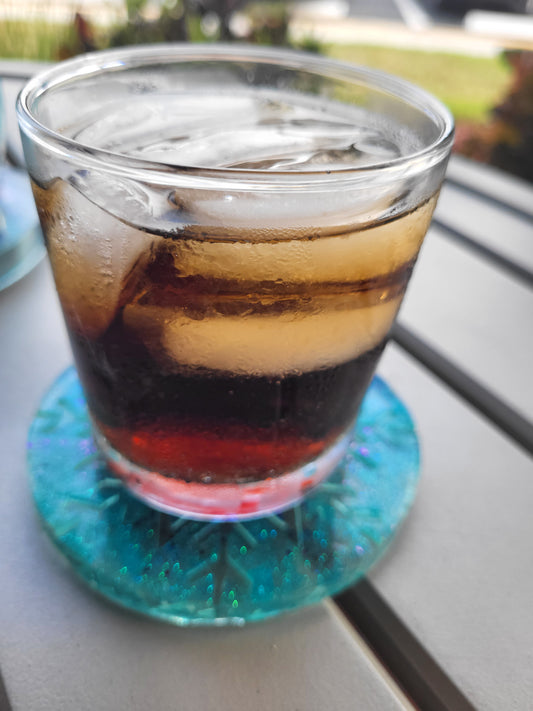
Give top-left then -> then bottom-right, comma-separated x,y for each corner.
28,367 -> 419,625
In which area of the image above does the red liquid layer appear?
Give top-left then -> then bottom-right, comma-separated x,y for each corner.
98,419 -> 336,483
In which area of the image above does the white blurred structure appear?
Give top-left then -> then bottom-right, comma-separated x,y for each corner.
465,9 -> 533,40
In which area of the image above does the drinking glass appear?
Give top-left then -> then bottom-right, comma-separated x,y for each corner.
18,45 -> 453,522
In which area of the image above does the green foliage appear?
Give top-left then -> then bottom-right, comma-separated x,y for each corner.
455,51 -> 533,183
126,0 -> 147,21
245,2 -> 290,46
295,36 -> 323,54
108,6 -> 189,47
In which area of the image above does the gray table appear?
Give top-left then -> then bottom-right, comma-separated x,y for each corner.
1,63 -> 532,711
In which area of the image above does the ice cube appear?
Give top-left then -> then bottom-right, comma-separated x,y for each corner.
33,179 -> 158,338
170,172 -> 437,238
122,296 -> 402,377
69,170 -> 183,237
167,196 -> 437,286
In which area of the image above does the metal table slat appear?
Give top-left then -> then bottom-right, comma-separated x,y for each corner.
400,226 -> 533,422
445,155 -> 533,221
435,182 -> 533,274
431,218 -> 533,290
370,344 -> 533,711
335,579 -> 477,711
392,322 -> 533,456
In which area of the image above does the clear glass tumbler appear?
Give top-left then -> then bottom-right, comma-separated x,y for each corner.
17,45 -> 453,520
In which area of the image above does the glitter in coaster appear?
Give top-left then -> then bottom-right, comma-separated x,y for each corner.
28,367 -> 419,626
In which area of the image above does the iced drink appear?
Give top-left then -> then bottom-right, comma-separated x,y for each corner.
18,47 -> 453,518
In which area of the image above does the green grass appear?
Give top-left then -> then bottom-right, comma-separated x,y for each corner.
0,20 -> 78,61
325,44 -> 512,123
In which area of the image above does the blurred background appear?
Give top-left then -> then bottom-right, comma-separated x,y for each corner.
1,0 -> 532,182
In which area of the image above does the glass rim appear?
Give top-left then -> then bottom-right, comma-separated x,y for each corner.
17,43 -> 454,190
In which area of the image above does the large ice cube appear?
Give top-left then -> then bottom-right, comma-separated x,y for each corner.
33,179 -> 158,338
168,196 -> 436,285
123,296 -> 402,376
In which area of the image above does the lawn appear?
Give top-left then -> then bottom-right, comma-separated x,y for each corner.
0,20 -> 79,62
325,44 -> 512,123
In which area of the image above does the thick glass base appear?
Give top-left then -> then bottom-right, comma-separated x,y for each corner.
28,367 -> 419,625
94,425 -> 350,521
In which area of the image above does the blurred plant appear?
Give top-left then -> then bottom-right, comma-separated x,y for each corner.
189,0 -> 249,41
57,12 -> 97,58
490,51 -> 533,183
454,51 -> 533,183
109,0 -> 189,46
126,0 -> 148,20
244,2 -> 290,46
105,0 -> 313,49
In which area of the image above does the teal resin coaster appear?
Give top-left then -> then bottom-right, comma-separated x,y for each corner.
0,166 -> 45,291
28,367 -> 419,625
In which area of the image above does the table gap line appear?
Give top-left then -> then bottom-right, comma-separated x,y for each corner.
0,669 -> 13,711
334,580 -> 478,711
431,219 -> 533,290
391,323 -> 533,457
0,68 -> 37,81
445,176 -> 533,223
